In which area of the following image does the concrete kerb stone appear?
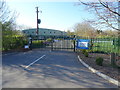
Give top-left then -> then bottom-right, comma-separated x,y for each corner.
78,55 -> 120,86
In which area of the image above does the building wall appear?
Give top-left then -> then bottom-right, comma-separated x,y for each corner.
22,28 -> 67,39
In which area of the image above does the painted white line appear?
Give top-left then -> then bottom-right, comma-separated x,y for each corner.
78,55 -> 120,86
26,55 -> 46,68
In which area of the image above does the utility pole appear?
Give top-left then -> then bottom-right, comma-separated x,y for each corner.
36,7 -> 39,39
36,7 -> 41,40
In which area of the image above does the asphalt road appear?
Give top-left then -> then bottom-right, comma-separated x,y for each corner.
2,49 -> 118,88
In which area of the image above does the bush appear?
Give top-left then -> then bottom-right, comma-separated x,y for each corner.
84,51 -> 89,57
82,49 -> 86,54
87,49 -> 93,53
32,40 -> 45,48
2,35 -> 28,51
96,57 -> 104,66
46,38 -> 52,42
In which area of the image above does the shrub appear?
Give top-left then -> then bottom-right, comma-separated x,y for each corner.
87,49 -> 93,53
82,49 -> 86,54
84,51 -> 89,57
32,40 -> 45,48
46,38 -> 52,42
2,35 -> 28,51
96,57 -> 104,66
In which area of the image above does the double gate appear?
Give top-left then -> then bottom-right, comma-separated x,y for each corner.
31,39 -> 75,51
51,39 -> 75,51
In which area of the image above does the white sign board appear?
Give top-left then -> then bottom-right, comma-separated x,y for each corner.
54,40 -> 59,42
78,42 -> 88,47
76,39 -> 90,49
24,45 -> 29,49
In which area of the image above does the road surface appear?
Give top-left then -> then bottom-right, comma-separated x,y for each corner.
2,49 -> 118,88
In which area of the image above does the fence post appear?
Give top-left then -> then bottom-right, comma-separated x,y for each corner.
90,38 -> 93,50
110,53 -> 116,66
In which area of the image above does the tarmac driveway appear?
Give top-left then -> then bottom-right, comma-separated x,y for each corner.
2,49 -> 118,88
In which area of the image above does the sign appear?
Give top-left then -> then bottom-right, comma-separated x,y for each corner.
76,39 -> 90,49
54,40 -> 59,42
24,45 -> 29,49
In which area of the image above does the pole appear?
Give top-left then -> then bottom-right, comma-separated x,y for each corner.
73,40 -> 76,52
73,35 -> 76,52
118,1 -> 120,31
36,7 -> 39,40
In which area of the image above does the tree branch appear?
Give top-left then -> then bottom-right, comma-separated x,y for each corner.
98,0 -> 120,16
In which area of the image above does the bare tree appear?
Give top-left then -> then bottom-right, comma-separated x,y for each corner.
77,0 -> 120,31
73,22 -> 96,38
0,0 -> 17,25
17,24 -> 33,30
67,30 -> 75,36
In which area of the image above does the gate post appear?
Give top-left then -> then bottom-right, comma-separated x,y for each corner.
73,40 -> 76,52
110,53 -> 116,66
73,35 -> 76,52
29,35 -> 32,50
51,39 -> 53,51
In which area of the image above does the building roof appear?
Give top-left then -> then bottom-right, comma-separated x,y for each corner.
22,28 -> 63,32
22,28 -> 67,36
